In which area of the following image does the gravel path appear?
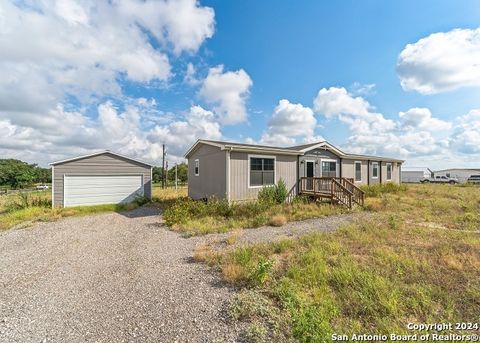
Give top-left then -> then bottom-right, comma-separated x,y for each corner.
0,207 -> 245,342
203,212 -> 369,248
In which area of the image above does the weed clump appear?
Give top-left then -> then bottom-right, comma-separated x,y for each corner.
360,182 -> 407,197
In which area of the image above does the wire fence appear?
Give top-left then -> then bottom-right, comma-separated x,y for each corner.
0,186 -> 51,196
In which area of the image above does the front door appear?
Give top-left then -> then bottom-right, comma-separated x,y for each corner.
306,161 -> 314,190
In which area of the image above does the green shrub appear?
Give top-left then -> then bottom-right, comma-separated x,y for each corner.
258,179 -> 288,205
134,196 -> 151,206
250,258 -> 274,286
164,197 -> 236,226
275,179 -> 288,204
258,186 -> 276,206
360,183 -> 407,197
164,197 -> 193,225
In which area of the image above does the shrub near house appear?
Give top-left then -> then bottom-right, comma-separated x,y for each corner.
163,179 -> 348,236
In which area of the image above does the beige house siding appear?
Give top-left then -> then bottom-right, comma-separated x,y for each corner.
380,162 -> 401,184
52,153 -> 152,207
299,149 -> 340,177
188,144 -> 227,200
341,159 -> 368,184
230,152 -> 297,201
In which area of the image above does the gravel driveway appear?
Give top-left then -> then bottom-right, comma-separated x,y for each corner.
202,212 -> 369,249
0,207 -> 245,342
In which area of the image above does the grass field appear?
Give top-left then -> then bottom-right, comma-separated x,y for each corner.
0,183 -> 184,231
195,184 -> 480,342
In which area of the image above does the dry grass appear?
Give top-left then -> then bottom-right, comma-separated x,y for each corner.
0,190 -> 51,213
0,190 -> 146,231
193,243 -> 221,266
227,229 -> 243,245
268,214 -> 287,227
164,197 -> 350,236
152,185 -> 187,200
197,184 -> 480,341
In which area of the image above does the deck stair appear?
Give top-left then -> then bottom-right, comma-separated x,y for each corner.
299,177 -> 365,209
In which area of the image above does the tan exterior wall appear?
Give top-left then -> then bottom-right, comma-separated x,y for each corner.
299,149 -> 340,177
381,162 -> 400,183
187,144 -> 227,200
341,159 -> 368,185
230,152 -> 297,201
52,153 -> 152,207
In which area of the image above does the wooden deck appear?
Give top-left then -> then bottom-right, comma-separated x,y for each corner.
299,177 -> 365,209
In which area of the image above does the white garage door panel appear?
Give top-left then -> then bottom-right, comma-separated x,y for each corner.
64,175 -> 143,207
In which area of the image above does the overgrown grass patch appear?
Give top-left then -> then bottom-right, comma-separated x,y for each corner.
360,182 -> 407,197
0,191 -> 149,230
164,197 -> 350,235
198,184 -> 480,341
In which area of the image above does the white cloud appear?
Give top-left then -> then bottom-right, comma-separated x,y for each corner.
399,107 -> 452,132
313,87 -> 396,134
0,0 -> 215,110
118,0 -> 215,54
258,99 -> 318,145
313,87 -> 453,160
184,62 -> 200,85
349,82 -> 376,96
314,87 -> 371,118
0,0 -> 217,165
451,109 -> 480,154
397,28 -> 480,94
0,100 -> 222,166
199,65 -> 253,124
147,105 -> 222,160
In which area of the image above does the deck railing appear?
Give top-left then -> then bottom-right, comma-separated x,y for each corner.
299,177 -> 364,209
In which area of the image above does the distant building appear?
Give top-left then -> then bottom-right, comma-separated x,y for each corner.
434,169 -> 480,183
401,167 -> 433,183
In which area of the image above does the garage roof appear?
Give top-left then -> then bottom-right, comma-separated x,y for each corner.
49,150 -> 154,167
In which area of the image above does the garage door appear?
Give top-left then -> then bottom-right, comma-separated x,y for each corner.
64,175 -> 144,207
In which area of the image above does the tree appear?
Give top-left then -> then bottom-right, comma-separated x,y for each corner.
34,165 -> 52,183
0,159 -> 51,189
0,159 -> 34,188
167,163 -> 188,184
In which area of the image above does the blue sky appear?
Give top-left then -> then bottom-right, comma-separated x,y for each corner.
1,0 -> 480,168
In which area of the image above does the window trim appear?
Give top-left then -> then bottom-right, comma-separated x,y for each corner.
194,159 -> 199,176
248,154 -> 276,188
372,162 -> 379,179
354,161 -> 362,183
386,162 -> 392,181
321,158 -> 337,178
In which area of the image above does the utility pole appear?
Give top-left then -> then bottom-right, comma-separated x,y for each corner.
175,163 -> 178,190
162,144 -> 165,189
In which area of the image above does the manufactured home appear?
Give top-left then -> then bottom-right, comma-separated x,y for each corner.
185,140 -> 404,206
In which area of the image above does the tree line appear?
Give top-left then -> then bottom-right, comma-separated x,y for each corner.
152,163 -> 188,184
0,159 -> 189,189
0,159 -> 51,189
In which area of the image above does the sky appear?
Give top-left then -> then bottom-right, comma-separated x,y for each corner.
1,0 -> 480,169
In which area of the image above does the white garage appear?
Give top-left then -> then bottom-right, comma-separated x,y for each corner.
64,175 -> 144,207
50,151 -> 153,208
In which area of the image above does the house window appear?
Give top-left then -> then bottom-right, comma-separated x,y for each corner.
250,157 -> 275,187
372,162 -> 379,179
194,159 -> 199,176
386,163 -> 392,180
322,161 -> 336,178
355,161 -> 362,182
